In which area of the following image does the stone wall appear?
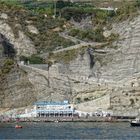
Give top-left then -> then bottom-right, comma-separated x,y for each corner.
75,94 -> 110,112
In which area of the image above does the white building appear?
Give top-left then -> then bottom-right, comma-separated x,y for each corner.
34,100 -> 74,117
18,100 -> 75,118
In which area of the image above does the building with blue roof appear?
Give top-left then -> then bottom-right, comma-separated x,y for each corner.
33,100 -> 74,117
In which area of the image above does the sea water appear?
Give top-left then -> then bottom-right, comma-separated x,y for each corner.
0,122 -> 140,139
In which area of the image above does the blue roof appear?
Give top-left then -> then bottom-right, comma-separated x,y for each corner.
34,101 -> 69,106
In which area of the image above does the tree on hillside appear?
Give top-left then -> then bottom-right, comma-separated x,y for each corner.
55,0 -> 72,17
56,0 -> 65,9
136,0 -> 140,7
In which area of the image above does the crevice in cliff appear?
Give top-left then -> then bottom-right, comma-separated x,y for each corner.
0,33 -> 16,58
87,48 -> 95,69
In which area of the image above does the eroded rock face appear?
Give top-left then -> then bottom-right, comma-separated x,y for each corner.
1,13 -> 140,116
0,13 -> 8,20
19,37 -> 140,116
0,34 -> 36,108
27,25 -> 39,34
0,33 -> 15,58
0,20 -> 36,56
23,15 -> 140,116
108,15 -> 140,116
0,63 -> 36,108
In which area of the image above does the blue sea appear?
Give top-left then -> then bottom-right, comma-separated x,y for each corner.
0,122 -> 140,139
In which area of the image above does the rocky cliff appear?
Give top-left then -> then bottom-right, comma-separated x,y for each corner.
0,2 -> 140,116
0,13 -> 36,56
21,15 -> 140,116
0,33 -> 36,108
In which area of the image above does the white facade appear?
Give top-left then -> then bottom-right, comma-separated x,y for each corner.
17,101 -> 75,118
34,101 -> 74,117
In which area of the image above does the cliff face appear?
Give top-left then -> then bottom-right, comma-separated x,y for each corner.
0,31 -> 36,108
0,14 -> 36,56
0,67 -> 36,108
0,5 -> 140,116
21,15 -> 140,116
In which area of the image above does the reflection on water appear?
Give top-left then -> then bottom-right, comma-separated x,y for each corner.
0,122 -> 140,139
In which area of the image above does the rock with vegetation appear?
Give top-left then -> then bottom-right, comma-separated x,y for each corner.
0,0 -> 140,117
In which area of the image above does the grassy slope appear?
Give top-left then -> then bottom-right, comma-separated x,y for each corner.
0,0 -> 138,62
0,1 -> 75,54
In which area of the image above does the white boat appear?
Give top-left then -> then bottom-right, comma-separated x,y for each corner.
130,118 -> 140,127
54,120 -> 59,123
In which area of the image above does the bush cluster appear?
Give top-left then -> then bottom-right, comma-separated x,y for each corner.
69,28 -> 105,42
0,59 -> 14,75
115,1 -> 139,21
20,55 -> 44,64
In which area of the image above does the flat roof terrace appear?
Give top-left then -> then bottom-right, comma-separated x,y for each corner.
34,101 -> 69,106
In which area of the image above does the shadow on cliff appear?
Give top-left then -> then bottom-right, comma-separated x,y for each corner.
0,33 -> 16,58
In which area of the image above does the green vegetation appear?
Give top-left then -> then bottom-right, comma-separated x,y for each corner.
49,49 -> 79,64
20,55 -> 45,64
75,97 -> 81,104
69,28 -> 119,43
0,0 -> 93,16
28,55 -> 44,64
84,97 -> 90,102
107,33 -> 119,43
48,41 -> 113,64
130,98 -> 135,106
0,59 -> 14,76
0,0 -> 138,61
0,0 -> 23,8
136,0 -> 140,7
115,1 -> 139,21
0,1 -> 74,52
69,28 -> 105,42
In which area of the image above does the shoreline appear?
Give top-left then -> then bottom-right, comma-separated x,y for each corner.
0,117 -> 133,123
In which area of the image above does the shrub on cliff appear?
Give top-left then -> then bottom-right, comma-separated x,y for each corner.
0,59 -> 15,75
115,1 -> 138,21
136,0 -> 140,7
69,28 -> 105,42
20,55 -> 45,64
28,55 -> 44,64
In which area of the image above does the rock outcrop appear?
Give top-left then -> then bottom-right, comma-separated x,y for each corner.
0,33 -> 36,108
20,15 -> 140,116
1,10 -> 140,117
0,13 -> 36,56
0,68 -> 36,108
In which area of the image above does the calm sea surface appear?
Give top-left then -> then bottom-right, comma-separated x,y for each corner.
0,122 -> 140,139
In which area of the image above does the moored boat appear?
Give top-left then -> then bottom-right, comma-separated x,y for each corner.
130,118 -> 140,127
54,120 -> 59,123
15,125 -> 22,129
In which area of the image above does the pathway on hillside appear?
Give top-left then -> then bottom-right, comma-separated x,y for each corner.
53,42 -> 105,54
59,32 -> 86,44
54,30 -> 107,53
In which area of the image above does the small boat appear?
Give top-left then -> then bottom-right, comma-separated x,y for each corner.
15,125 -> 22,129
54,120 -> 59,123
130,118 -> 140,127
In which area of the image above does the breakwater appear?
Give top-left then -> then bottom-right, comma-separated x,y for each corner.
0,116 -> 135,123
